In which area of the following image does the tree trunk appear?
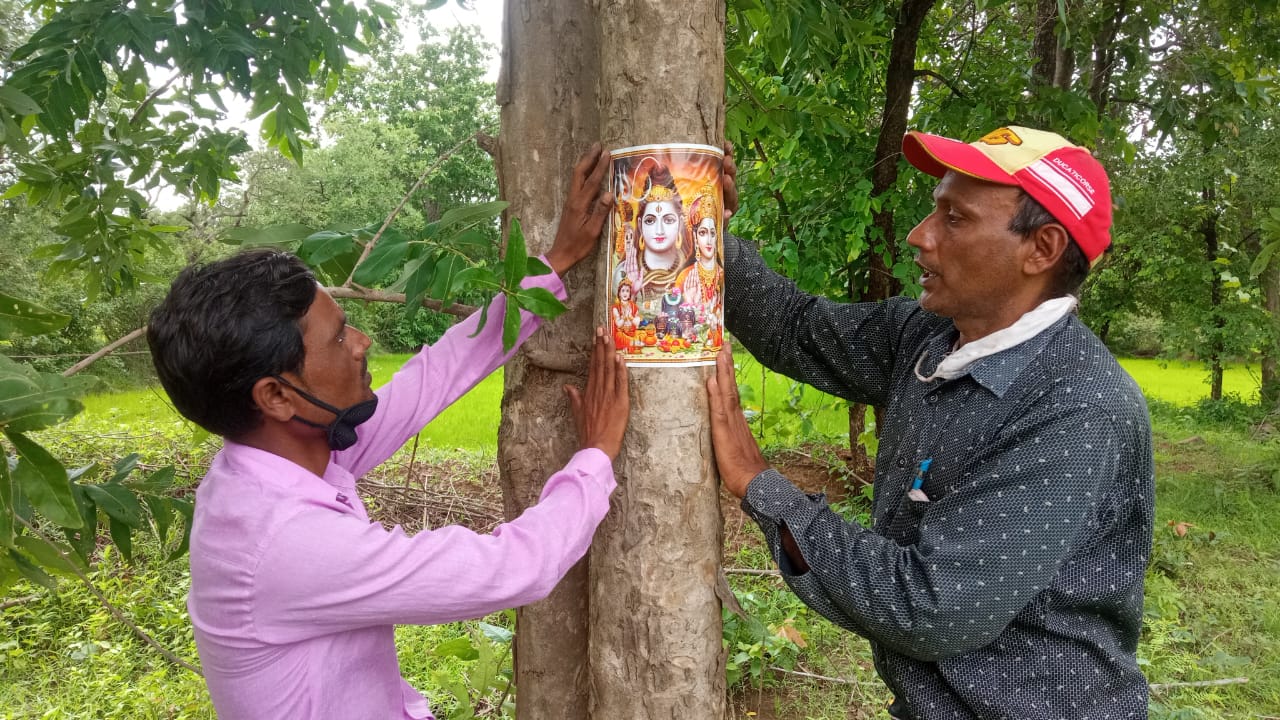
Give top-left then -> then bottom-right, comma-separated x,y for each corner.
849,0 -> 937,478
1201,190 -> 1224,401
588,3 -> 728,718
496,3 -> 601,717
1032,0 -> 1059,87
498,3 -> 727,718
1263,254 -> 1280,409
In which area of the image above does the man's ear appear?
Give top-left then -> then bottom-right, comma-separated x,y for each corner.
252,376 -> 297,423
1023,223 -> 1070,277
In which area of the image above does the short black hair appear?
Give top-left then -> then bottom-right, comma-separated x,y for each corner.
147,249 -> 317,438
1008,192 -> 1089,296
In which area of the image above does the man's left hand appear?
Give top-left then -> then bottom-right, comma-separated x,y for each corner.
707,343 -> 769,498
546,143 -> 615,276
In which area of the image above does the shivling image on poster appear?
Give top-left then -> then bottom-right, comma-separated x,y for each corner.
607,144 -> 724,367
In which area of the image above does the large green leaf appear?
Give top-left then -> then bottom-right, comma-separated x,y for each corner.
300,230 -> 359,266
222,223 -> 315,248
0,85 -> 42,115
435,200 -> 507,232
503,219 -> 527,291
0,292 -> 71,340
501,299 -> 522,354
15,534 -> 85,575
9,547 -> 56,590
0,356 -> 94,433
514,288 -> 567,320
81,483 -> 145,528
352,233 -> 411,286
0,457 -> 14,549
6,431 -> 81,529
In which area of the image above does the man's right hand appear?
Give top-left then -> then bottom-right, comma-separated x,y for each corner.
566,327 -> 630,459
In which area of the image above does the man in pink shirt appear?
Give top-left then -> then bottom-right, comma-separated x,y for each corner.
146,147 -> 624,719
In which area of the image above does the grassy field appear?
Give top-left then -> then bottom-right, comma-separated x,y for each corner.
76,354 -> 1264,454
4,352 -> 1276,718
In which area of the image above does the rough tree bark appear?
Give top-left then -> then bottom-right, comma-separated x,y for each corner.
495,3 -> 602,718
588,3 -> 728,718
497,2 -> 728,718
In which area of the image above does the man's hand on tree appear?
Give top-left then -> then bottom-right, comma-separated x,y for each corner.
546,143 -> 615,276
707,343 -> 768,498
566,328 -> 630,460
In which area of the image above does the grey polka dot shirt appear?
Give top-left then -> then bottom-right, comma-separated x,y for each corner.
724,233 -> 1155,720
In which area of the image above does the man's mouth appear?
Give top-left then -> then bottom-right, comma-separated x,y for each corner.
916,259 -> 938,282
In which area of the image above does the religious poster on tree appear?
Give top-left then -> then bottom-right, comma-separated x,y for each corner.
606,144 -> 725,367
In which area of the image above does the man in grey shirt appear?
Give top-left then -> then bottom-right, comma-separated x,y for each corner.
708,126 -> 1154,719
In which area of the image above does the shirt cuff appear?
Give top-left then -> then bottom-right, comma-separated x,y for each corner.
561,447 -> 617,494
740,468 -> 828,577
532,254 -> 569,301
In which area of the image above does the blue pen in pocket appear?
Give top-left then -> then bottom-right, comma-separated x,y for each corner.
908,458 -> 932,503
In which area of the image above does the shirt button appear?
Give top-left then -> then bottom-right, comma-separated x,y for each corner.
896,457 -> 906,468
927,394 -> 939,404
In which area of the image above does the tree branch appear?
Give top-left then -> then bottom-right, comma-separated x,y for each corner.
325,287 -> 478,318
17,518 -> 203,676
129,72 -> 181,126
63,327 -> 147,378
1149,677 -> 1248,692
343,132 -> 483,288
914,68 -> 967,99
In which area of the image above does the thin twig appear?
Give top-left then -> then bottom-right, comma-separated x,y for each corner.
0,594 -> 40,611
129,72 -> 180,125
725,568 -> 780,577
17,518 -> 203,676
344,132 -> 482,288
325,287 -> 477,319
1149,677 -> 1248,692
769,666 -> 860,685
63,326 -> 148,377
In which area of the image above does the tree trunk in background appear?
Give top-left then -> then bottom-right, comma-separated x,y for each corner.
1263,256 -> 1280,409
848,0 -> 937,485
1202,188 -> 1224,401
1032,0 -> 1059,86
588,3 -> 728,718
496,3 -> 601,717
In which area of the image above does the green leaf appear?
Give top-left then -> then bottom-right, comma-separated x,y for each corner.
300,230 -> 359,266
0,292 -> 71,340
14,534 -> 84,575
222,224 -> 314,248
108,516 -> 133,562
109,453 -> 140,484
513,287 -> 567,320
143,495 -> 173,546
0,85 -> 42,115
436,200 -> 507,231
0,456 -> 14,549
1248,240 -> 1278,278
477,622 -> 514,644
433,636 -> 479,660
428,254 -> 466,305
126,466 -> 176,493
6,431 -> 81,529
168,499 -> 194,561
525,256 -> 552,277
81,483 -> 144,528
352,236 -> 410,286
501,297 -> 522,353
9,547 -> 56,590
64,485 -> 97,564
504,219 -> 527,291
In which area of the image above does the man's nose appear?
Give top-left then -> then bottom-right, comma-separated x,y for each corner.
906,214 -> 934,250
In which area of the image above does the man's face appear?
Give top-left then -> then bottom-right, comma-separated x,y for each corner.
287,288 -> 374,418
641,200 -> 680,253
907,171 -> 1029,331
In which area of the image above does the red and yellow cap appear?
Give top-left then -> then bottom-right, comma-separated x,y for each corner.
902,126 -> 1112,264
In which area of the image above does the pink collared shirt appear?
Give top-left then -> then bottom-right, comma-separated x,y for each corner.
187,270 -> 615,719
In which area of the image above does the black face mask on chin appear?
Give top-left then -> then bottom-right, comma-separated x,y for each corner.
272,375 -> 379,451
